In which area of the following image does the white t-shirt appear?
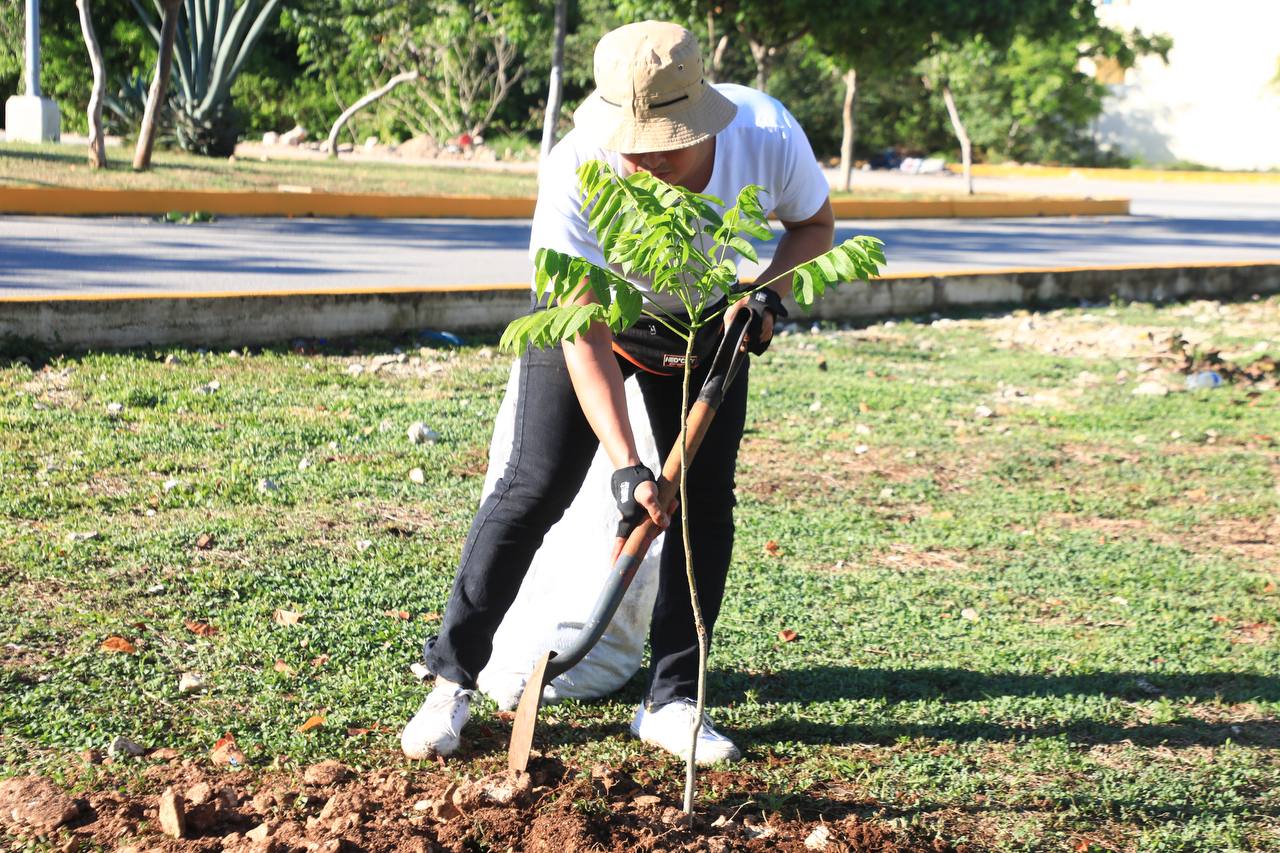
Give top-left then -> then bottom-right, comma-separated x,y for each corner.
528,83 -> 829,312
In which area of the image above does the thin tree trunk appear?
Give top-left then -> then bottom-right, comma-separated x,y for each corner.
326,69 -> 418,158
539,0 -> 567,160
133,0 -> 180,171
747,38 -> 769,91
705,10 -> 728,84
678,329 -> 707,821
76,0 -> 107,168
940,83 -> 973,195
709,34 -> 729,84
838,67 -> 857,192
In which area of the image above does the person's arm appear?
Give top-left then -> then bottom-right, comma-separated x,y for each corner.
560,285 -> 669,533
726,197 -> 835,346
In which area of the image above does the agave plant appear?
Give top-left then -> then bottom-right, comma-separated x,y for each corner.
130,0 -> 282,155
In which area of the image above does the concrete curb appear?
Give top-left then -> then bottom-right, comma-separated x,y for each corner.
0,186 -> 1129,219
949,163 -> 1280,185
5,261 -> 1275,352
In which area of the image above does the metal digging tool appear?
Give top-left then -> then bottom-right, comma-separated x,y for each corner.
508,310 -> 752,774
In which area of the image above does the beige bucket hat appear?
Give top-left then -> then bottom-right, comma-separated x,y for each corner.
573,21 -> 738,154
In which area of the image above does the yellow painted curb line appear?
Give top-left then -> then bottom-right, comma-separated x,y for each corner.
0,186 -> 1128,219
0,187 -> 537,218
7,259 -> 1275,305
828,196 -> 1128,218
948,163 -> 1280,185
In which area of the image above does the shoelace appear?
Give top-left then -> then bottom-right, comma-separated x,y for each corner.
662,700 -> 724,738
425,687 -> 473,711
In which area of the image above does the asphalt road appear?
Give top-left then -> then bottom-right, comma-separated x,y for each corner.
1,174 -> 1276,298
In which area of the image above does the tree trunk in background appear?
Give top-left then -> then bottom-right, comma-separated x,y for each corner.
838,68 -> 857,192
746,38 -> 770,91
941,83 -> 973,195
705,11 -> 728,83
709,34 -> 729,83
133,0 -> 180,171
539,0 -> 567,160
76,0 -> 107,168
326,70 -> 418,158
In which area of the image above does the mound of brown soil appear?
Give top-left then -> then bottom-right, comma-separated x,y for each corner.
0,758 -> 959,852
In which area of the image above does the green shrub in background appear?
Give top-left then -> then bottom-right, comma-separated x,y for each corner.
3,0 -> 1167,166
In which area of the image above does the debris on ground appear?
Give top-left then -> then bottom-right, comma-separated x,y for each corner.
407,422 -> 441,445
0,761 -> 933,853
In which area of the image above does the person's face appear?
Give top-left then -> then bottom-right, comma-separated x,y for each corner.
618,138 -> 712,188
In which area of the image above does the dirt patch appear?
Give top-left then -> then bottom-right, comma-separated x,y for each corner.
739,435 -> 933,503
0,759 -> 962,853
867,543 -> 975,574
1044,510 -> 1279,566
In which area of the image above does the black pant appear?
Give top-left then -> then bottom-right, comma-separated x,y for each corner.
424,341 -> 748,706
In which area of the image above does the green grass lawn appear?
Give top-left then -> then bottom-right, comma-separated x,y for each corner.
0,141 -> 1017,201
0,142 -> 540,196
1,297 -> 1277,851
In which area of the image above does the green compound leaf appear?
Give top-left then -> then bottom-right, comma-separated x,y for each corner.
512,162 -> 886,353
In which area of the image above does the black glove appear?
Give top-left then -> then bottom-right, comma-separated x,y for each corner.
611,464 -> 655,539
745,287 -> 789,356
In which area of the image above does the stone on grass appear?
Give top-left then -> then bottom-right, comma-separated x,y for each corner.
162,478 -> 181,492
258,478 -> 278,493
347,363 -> 365,377
356,539 -> 373,552
407,422 -> 440,445
178,672 -> 208,695
960,607 -> 980,622
107,735 -> 146,758
409,467 -> 426,484
298,457 -> 312,472
1133,381 -> 1170,397
974,405 -> 994,419
106,402 -> 123,417
158,787 -> 186,838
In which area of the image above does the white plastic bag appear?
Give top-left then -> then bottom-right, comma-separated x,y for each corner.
476,359 -> 663,710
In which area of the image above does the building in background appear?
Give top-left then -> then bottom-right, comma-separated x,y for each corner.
1091,0 -> 1280,171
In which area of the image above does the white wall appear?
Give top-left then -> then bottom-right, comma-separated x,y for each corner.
1094,0 -> 1280,171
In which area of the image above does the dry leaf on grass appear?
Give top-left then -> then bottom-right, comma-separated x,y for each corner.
195,533 -> 214,550
184,619 -> 218,637
384,610 -> 411,620
100,636 -> 136,654
297,715 -> 325,733
420,612 -> 441,622
311,654 -> 330,668
209,733 -> 245,767
272,609 -> 302,626
764,540 -> 780,556
273,659 -> 294,675
778,629 -> 799,643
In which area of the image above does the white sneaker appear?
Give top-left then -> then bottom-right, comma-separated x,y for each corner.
630,699 -> 742,765
401,681 -> 475,758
